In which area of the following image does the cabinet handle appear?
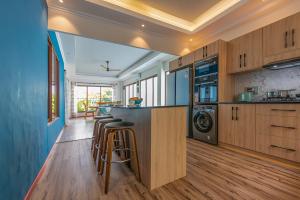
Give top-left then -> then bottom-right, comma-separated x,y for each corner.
206,46 -> 208,57
271,109 -> 296,112
202,47 -> 205,58
285,31 -> 288,48
244,53 -> 246,67
292,29 -> 295,46
232,107 -> 234,120
270,124 -> 296,129
270,145 -> 296,152
239,54 -> 242,68
235,107 -> 238,120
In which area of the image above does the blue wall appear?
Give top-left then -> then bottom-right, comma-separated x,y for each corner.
0,1 -> 65,199
47,31 -> 65,152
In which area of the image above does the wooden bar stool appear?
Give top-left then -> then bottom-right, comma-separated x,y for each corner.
91,115 -> 113,151
100,121 -> 141,194
92,118 -> 122,162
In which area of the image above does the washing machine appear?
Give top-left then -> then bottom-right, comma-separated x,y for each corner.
192,105 -> 217,144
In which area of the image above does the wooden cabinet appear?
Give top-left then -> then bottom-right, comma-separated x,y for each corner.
169,59 -> 178,72
263,12 -> 300,64
256,104 -> 300,162
227,29 -> 263,74
169,52 -> 194,72
218,104 -> 256,150
194,41 -> 219,62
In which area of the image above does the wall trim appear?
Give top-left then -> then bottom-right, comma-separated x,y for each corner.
23,127 -> 65,200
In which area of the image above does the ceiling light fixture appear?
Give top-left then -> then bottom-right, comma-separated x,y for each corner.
59,0 -> 64,3
141,24 -> 145,28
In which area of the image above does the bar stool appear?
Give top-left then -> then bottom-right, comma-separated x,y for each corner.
100,121 -> 141,194
92,118 -> 122,162
91,115 -> 113,151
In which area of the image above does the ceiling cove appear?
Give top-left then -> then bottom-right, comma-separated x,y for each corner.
85,0 -> 247,33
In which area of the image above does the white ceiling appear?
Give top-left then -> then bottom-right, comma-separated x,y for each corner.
140,0 -> 221,22
57,32 -> 174,81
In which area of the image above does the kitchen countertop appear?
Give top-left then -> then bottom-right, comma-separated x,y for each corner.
219,101 -> 300,104
112,105 -> 189,109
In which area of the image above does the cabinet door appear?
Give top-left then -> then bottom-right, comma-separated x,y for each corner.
241,29 -> 263,72
207,41 -> 219,58
218,104 -> 236,145
235,105 -> 256,150
227,37 -> 242,74
263,17 -> 290,64
287,12 -> 300,51
181,53 -> 194,66
227,29 -> 262,74
169,59 -> 179,72
194,41 -> 219,62
194,47 -> 204,62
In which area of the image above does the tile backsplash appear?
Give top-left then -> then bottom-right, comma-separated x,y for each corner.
234,67 -> 300,100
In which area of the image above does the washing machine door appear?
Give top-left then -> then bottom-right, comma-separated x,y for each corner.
193,111 -> 213,133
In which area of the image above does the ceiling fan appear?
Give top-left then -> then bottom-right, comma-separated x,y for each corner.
100,60 -> 121,72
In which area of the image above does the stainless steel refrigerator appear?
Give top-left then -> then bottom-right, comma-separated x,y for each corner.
166,65 -> 193,137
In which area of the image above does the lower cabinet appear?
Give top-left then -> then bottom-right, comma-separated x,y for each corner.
256,104 -> 300,162
219,104 -> 256,150
219,103 -> 300,162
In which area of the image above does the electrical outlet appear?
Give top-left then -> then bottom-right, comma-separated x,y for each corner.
245,86 -> 258,95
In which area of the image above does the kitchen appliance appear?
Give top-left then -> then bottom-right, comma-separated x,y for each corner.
194,56 -> 218,104
237,92 -> 253,102
263,58 -> 300,70
264,89 -> 296,99
192,105 -> 217,144
166,65 -> 193,137
263,89 -> 299,102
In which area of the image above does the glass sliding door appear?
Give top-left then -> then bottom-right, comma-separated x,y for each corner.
140,80 -> 146,107
73,85 -> 113,115
101,87 -> 113,102
74,86 -> 87,113
140,75 -> 158,107
153,76 -> 158,106
146,78 -> 153,106
88,87 -> 100,109
124,82 -> 138,105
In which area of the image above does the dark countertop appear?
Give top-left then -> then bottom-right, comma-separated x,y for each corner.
111,105 -> 189,109
219,101 -> 300,104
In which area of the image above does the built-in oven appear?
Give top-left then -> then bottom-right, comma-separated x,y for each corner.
194,56 -> 218,104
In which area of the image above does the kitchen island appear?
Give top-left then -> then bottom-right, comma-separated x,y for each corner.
110,106 -> 188,190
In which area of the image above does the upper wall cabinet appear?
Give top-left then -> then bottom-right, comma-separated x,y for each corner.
169,52 -> 194,72
227,29 -> 263,74
194,41 -> 219,62
263,12 -> 300,64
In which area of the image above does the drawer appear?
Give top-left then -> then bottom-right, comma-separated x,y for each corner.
256,104 -> 300,116
270,115 -> 297,128
256,134 -> 300,162
269,142 -> 299,162
270,126 -> 298,140
270,135 -> 297,151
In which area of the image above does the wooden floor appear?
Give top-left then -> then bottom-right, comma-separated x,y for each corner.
30,119 -> 300,200
58,118 -> 94,143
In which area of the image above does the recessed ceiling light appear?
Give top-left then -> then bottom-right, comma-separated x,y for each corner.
141,24 -> 145,28
59,0 -> 64,3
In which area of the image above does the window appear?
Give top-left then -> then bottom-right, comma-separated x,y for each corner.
124,82 -> 137,105
140,76 -> 158,107
73,85 -> 113,113
48,37 -> 59,122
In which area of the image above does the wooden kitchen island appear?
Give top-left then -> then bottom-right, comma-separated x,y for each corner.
110,106 -> 188,190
